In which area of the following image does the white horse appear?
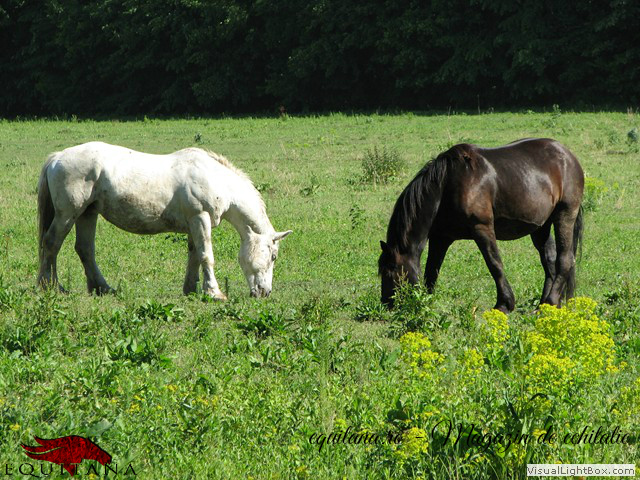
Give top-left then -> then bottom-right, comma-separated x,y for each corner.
37,142 -> 292,299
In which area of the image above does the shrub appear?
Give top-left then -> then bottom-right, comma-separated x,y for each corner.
359,146 -> 405,184
236,311 -> 288,338
107,332 -> 168,366
353,293 -> 388,322
481,309 -> 510,352
627,127 -> 639,152
525,297 -> 620,396
348,203 -> 364,230
299,175 -> 320,197
399,331 -> 443,380
136,300 -> 184,322
583,176 -> 609,212
389,283 -> 439,335
392,427 -> 429,462
616,377 -> 640,423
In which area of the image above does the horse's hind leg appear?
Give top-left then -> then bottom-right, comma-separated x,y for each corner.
182,234 -> 200,295
188,212 -> 227,300
545,206 -> 579,306
38,212 -> 75,291
530,221 -> 556,304
75,211 -> 113,295
473,223 -> 516,313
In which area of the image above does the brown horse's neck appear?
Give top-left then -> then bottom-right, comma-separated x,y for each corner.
386,156 -> 448,257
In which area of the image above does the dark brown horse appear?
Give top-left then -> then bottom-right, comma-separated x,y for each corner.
379,138 -> 584,313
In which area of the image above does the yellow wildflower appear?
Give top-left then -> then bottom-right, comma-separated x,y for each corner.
616,377 -> 640,421
462,348 -> 485,374
482,309 -> 510,351
532,429 -> 547,439
394,427 -> 429,460
455,348 -> 485,389
295,465 -> 309,477
399,332 -> 444,379
334,418 -> 348,430
525,297 -> 620,396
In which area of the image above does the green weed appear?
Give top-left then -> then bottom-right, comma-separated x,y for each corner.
299,175 -> 321,197
236,310 -> 288,338
358,146 -> 405,184
583,176 -> 609,212
136,299 -> 185,322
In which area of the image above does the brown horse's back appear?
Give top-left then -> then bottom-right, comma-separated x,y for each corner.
440,138 -> 583,241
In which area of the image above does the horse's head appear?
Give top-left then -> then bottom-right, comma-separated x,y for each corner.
378,240 -> 420,307
239,228 -> 292,297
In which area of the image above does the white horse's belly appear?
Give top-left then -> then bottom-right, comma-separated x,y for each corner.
99,200 -> 189,234
97,177 -> 190,234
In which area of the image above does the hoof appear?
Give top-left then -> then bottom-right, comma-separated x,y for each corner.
205,290 -> 227,301
493,304 -> 513,314
92,285 -> 116,296
38,279 -> 67,294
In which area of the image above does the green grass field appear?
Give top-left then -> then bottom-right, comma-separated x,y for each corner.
0,111 -> 639,479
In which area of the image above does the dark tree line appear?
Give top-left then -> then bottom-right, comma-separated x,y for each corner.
0,0 -> 638,115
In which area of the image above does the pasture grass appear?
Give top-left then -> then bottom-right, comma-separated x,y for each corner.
0,111 -> 639,478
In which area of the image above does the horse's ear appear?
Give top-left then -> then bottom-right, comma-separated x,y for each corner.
463,151 -> 478,170
273,230 -> 293,242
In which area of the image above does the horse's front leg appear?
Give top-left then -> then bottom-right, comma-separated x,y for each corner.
183,234 -> 200,295
473,223 -> 515,313
424,235 -> 453,292
75,211 -> 114,295
188,213 -> 227,300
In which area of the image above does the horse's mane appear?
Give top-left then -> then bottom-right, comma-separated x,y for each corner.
385,153 -> 450,252
200,149 -> 266,213
202,149 -> 251,182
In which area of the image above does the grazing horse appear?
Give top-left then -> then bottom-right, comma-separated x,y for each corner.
37,142 -> 292,299
379,138 -> 584,313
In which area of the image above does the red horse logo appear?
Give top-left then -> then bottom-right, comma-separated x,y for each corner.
21,435 -> 112,476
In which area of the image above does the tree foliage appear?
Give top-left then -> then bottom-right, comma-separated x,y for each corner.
0,0 -> 637,115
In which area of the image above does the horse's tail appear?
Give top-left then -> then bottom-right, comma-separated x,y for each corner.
37,154 -> 57,274
565,204 -> 584,300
